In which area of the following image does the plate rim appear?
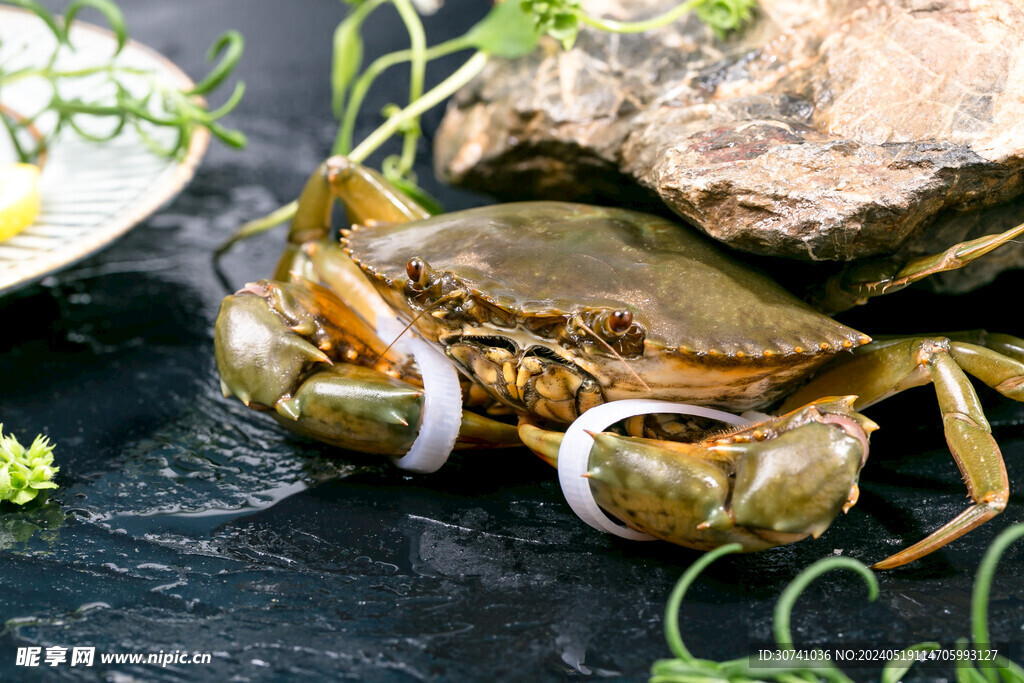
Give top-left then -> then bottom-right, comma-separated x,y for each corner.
0,5 -> 211,296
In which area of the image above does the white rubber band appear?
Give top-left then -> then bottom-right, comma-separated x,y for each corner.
557,399 -> 755,540
377,316 -> 463,473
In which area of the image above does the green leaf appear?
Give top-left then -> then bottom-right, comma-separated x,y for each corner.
520,0 -> 581,50
332,13 -> 365,119
9,468 -> 27,490
11,488 -> 39,505
693,0 -> 757,39
464,0 -> 541,58
548,11 -> 580,50
0,465 -> 13,500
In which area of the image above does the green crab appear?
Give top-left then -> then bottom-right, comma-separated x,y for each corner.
215,156 -> 1024,569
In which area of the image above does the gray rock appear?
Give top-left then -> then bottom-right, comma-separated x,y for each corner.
435,0 -> 1024,265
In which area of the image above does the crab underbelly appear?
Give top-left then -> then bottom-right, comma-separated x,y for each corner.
437,325 -> 834,423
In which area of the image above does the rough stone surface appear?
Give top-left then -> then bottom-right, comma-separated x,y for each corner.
435,0 -> 1024,264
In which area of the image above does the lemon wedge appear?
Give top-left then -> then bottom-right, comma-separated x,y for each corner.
0,163 -> 42,242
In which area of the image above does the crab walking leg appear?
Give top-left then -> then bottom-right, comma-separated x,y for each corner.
943,330 -> 1024,368
273,157 -> 430,327
519,398 -> 875,553
816,220 -> 1024,314
282,155 -> 429,249
779,336 -> 1023,568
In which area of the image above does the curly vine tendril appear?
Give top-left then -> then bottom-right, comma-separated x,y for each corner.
651,523 -> 1024,683
973,524 -> 1024,683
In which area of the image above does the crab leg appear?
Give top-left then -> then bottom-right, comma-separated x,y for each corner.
273,157 -> 430,326
779,333 -> 1024,568
283,156 -> 429,246
815,220 -> 1024,314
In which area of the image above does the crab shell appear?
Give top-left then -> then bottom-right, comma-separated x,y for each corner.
344,202 -> 871,423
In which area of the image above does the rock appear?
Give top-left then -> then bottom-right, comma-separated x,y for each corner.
435,0 -> 1024,264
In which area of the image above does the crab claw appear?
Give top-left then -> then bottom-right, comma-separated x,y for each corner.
215,286 -> 333,409
520,397 -> 877,553
707,397 -> 877,541
215,279 -> 523,455
274,363 -> 427,455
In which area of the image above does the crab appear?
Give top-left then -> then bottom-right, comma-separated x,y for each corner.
215,156 -> 1024,569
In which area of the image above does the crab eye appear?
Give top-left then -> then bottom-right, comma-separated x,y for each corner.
406,257 -> 426,286
607,309 -> 633,335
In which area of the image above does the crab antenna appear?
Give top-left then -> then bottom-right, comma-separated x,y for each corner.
575,318 -> 651,392
375,309 -> 431,364
374,290 -> 466,365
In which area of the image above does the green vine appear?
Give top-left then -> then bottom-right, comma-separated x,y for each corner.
651,524 -> 1024,682
0,0 -> 246,163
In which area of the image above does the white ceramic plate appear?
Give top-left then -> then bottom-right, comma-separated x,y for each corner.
0,7 -> 209,296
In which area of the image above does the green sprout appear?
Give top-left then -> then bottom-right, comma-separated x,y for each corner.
650,524 -> 1024,682
0,424 -> 58,505
521,0 -> 582,49
0,0 -> 246,163
219,0 -> 758,254
524,0 -> 758,48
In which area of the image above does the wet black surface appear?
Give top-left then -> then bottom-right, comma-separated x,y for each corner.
1,1 -> 1023,681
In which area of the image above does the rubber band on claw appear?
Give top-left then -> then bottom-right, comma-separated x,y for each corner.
557,400 -> 754,540
376,316 -> 463,473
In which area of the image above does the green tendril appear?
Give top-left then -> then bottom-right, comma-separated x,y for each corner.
651,527 -> 1024,682
0,1 -> 246,163
970,524 -> 1024,683
63,0 -> 127,52
880,642 -> 941,683
769,557 -> 877,683
773,557 -> 878,650
663,544 -> 744,663
188,29 -> 245,96
651,547 -> 879,683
